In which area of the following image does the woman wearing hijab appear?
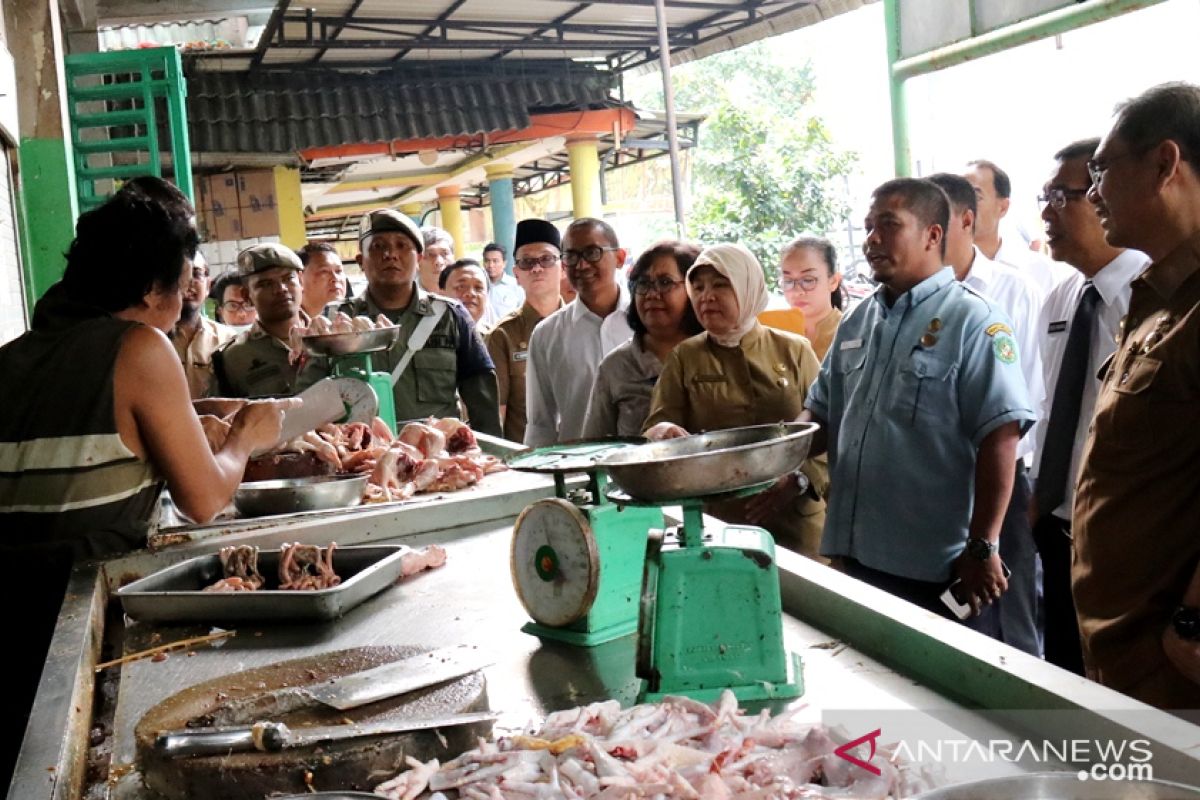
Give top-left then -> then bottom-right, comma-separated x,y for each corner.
643,243 -> 827,560
582,241 -> 703,438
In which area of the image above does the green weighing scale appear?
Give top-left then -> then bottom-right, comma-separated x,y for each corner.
595,422 -> 818,704
300,326 -> 399,432
509,441 -> 664,647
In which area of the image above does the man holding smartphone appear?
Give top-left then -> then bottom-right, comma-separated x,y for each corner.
801,178 -> 1035,632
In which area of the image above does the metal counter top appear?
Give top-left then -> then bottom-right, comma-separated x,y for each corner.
14,489 -> 1200,798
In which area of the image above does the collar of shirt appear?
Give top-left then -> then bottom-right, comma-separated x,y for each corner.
492,272 -> 518,288
519,298 -> 562,326
629,334 -> 665,376
1092,249 -> 1152,307
247,310 -> 310,346
565,278 -> 631,326
964,245 -> 1000,290
1134,231 -> 1200,301
870,266 -> 955,316
362,282 -> 446,320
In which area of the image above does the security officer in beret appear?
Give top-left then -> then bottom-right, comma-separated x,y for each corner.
214,243 -> 330,397
485,219 -> 564,443
338,209 -> 501,435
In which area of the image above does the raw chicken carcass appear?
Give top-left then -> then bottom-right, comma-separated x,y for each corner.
398,421 -> 446,458
432,417 -> 479,454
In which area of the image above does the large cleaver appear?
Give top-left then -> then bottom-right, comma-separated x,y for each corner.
155,710 -> 497,757
253,378 -> 349,455
201,645 -> 493,727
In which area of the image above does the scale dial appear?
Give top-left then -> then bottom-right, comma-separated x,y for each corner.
330,376 -> 379,424
511,499 -> 600,627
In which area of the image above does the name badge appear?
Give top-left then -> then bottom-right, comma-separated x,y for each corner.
1048,320 -> 1068,334
840,338 -> 864,351
512,350 -> 529,362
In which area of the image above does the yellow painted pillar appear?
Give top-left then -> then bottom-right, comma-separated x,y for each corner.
399,202 -> 423,224
272,165 -> 307,249
567,135 -> 602,219
436,185 -> 465,258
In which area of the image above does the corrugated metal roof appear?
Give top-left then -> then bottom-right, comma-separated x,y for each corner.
186,63 -> 616,153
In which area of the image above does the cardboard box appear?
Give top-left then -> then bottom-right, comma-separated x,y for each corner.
196,175 -> 211,212
210,202 -> 242,241
208,173 -> 239,212
237,170 -> 280,238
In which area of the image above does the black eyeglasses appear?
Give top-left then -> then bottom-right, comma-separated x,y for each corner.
1086,150 -> 1144,185
632,277 -> 684,296
562,245 -> 618,267
514,254 -> 560,271
1037,187 -> 1090,211
780,276 -> 820,293
220,300 -> 254,312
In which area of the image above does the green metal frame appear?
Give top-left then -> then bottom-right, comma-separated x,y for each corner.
63,46 -> 193,211
885,0 -> 1168,176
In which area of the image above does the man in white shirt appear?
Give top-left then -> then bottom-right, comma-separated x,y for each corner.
482,242 -> 525,318
524,218 -> 633,446
929,172 -> 1044,658
965,159 -> 1073,299
1031,138 -> 1148,674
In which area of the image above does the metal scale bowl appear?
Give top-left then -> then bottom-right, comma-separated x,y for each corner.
302,327 -> 399,431
508,440 -> 665,647
597,422 -> 818,704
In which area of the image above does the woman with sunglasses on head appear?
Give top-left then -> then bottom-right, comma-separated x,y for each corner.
643,243 -> 827,561
778,235 -> 844,361
582,241 -> 703,438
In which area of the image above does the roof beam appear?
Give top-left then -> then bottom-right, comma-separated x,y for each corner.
252,0 -> 290,68
310,0 -> 367,64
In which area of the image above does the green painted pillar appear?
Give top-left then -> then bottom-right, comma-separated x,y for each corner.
485,162 -> 516,272
884,0 -> 911,178
19,138 -> 77,305
7,0 -> 78,309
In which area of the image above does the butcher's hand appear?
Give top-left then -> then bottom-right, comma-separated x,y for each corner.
198,414 -> 232,454
1163,626 -> 1200,687
644,422 -> 689,440
229,398 -> 301,452
744,473 -> 800,524
953,552 -> 1008,616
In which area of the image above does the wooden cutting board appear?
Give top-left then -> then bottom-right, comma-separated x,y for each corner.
135,645 -> 489,799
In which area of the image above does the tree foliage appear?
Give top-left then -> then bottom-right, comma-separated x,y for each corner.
632,42 -> 856,286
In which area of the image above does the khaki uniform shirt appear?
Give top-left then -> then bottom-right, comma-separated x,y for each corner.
644,323 -> 828,559
214,317 -> 329,398
1073,231 -> 1200,708
808,307 -> 843,363
171,316 -> 238,399
486,301 -> 560,443
340,286 -> 501,436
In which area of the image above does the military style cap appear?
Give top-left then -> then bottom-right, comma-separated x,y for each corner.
514,218 -> 561,252
236,243 -> 303,278
358,208 -> 424,253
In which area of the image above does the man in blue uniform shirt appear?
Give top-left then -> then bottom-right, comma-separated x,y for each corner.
801,178 -> 1035,630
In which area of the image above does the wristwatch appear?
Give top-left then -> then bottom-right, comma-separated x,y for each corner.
964,537 -> 997,561
1172,606 -> 1200,641
792,469 -> 811,495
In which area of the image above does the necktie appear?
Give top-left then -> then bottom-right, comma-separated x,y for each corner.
1036,282 -> 1101,516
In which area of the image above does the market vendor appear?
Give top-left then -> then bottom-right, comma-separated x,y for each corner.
339,208 -> 501,436
0,177 -> 295,782
643,243 -> 828,560
214,243 -> 330,397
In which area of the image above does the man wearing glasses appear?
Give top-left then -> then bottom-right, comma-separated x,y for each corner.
927,172 -> 1044,659
170,251 -> 237,399
524,217 -> 633,446
1073,83 -> 1200,709
486,219 -> 565,443
1030,138 -> 1148,676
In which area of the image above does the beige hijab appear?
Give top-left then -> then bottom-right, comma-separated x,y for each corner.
686,243 -> 769,347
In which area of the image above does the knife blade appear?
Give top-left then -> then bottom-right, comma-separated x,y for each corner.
203,645 -> 493,726
155,710 -> 498,757
253,378 -> 346,455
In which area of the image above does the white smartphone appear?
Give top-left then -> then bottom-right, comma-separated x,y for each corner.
940,561 -> 1012,620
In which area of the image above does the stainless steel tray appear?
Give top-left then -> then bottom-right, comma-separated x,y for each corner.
117,545 -> 407,623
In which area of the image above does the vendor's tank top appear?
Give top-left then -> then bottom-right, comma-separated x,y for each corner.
0,294 -> 162,558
